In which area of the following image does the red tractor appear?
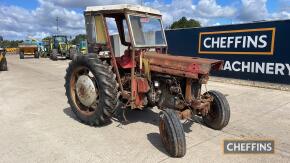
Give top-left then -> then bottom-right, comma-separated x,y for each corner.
65,4 -> 230,157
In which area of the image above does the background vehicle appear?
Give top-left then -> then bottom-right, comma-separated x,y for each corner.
0,47 -> 8,71
0,36 -> 7,71
18,39 -> 39,59
49,35 -> 77,61
78,40 -> 87,55
64,4 -> 230,158
40,39 -> 50,58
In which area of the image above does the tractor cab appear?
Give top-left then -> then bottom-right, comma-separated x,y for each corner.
52,35 -> 68,49
42,39 -> 50,49
84,4 -> 167,55
84,4 -> 222,71
79,40 -> 87,54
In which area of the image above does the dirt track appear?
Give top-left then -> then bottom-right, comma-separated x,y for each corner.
0,55 -> 290,162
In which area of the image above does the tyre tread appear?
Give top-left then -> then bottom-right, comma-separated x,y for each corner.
203,90 -> 230,130
160,109 -> 186,157
65,55 -> 118,126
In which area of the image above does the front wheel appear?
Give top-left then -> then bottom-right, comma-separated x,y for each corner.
34,51 -> 40,58
159,109 -> 186,157
50,49 -> 58,61
202,90 -> 230,130
65,56 -> 118,126
0,56 -> 8,71
40,52 -> 47,58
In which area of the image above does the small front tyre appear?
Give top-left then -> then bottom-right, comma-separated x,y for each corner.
50,49 -> 58,61
159,109 -> 186,157
202,90 -> 230,130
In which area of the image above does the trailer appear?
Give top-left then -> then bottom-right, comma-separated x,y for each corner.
18,40 -> 39,59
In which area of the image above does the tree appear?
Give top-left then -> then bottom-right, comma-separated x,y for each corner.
170,17 -> 201,29
42,36 -> 52,41
0,40 -> 23,48
71,34 -> 87,45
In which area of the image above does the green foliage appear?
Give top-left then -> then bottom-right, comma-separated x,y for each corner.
42,36 -> 52,41
71,34 -> 87,45
170,17 -> 201,29
0,40 -> 23,48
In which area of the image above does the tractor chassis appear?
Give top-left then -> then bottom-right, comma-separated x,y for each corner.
64,5 -> 230,158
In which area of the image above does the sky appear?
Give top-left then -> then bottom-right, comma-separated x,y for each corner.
0,0 -> 289,40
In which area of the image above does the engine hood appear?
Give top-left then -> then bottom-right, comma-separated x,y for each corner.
143,52 -> 224,79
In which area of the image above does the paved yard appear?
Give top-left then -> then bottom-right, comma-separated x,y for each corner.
0,55 -> 290,163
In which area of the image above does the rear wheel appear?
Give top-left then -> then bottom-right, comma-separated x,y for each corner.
65,55 -> 118,126
0,56 -> 8,71
50,49 -> 58,61
159,109 -> 186,157
202,90 -> 230,130
19,51 -> 24,59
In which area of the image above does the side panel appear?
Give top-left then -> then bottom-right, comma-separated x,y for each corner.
95,15 -> 107,44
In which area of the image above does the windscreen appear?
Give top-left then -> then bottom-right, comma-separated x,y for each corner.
43,41 -> 49,46
129,15 -> 166,47
54,37 -> 67,43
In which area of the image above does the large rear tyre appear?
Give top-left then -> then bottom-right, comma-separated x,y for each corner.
50,49 -> 58,61
19,51 -> 24,59
202,90 -> 230,130
0,56 -> 8,71
65,55 -> 118,126
159,109 -> 186,158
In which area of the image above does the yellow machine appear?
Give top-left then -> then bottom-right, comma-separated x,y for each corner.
49,35 -> 77,61
0,47 -> 8,71
0,36 -> 7,71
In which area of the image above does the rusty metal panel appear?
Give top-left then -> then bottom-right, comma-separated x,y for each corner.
144,52 -> 223,78
150,65 -> 198,79
136,77 -> 149,93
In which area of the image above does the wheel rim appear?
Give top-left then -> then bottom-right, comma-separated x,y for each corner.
205,94 -> 218,122
70,66 -> 99,116
76,75 -> 97,107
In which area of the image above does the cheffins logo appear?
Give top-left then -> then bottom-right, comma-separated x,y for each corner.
198,28 -> 276,55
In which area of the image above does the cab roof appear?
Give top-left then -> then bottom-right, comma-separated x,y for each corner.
85,4 -> 161,16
